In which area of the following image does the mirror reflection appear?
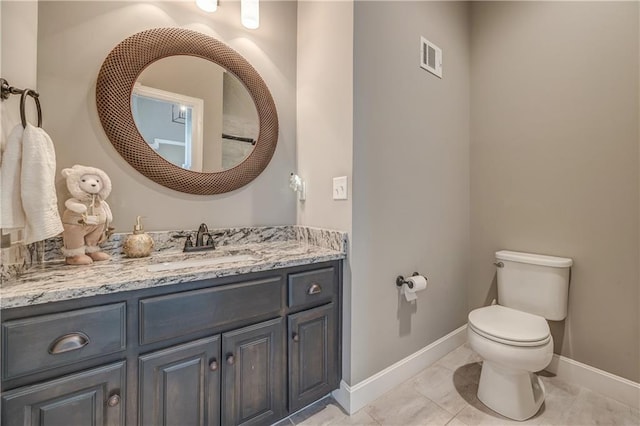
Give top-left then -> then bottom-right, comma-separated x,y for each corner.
131,55 -> 259,172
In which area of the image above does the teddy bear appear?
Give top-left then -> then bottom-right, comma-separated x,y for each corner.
60,165 -> 113,265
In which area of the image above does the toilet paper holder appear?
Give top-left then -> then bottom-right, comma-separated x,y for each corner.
396,272 -> 423,289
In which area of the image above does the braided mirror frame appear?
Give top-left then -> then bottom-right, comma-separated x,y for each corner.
96,28 -> 278,195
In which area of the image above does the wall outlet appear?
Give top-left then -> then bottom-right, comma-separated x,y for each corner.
333,176 -> 348,200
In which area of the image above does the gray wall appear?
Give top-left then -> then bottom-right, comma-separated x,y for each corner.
296,1 -> 353,234
37,1 -> 297,232
351,1 -> 470,384
296,0 -> 354,381
470,1 -> 639,382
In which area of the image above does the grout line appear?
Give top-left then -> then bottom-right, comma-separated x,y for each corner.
445,416 -> 469,426
361,406 -> 382,425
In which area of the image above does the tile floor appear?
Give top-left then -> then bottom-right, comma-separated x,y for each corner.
276,344 -> 640,426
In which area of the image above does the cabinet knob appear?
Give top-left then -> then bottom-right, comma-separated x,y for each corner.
209,359 -> 218,371
292,332 -> 299,342
308,283 -> 322,295
226,354 -> 235,365
107,393 -> 120,407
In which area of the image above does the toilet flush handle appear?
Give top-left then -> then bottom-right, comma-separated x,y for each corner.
493,262 -> 504,268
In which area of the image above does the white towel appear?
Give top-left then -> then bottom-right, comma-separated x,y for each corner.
0,123 -> 63,243
21,124 -> 64,243
1,124 -> 26,230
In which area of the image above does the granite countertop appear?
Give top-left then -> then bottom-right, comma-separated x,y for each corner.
0,226 -> 347,309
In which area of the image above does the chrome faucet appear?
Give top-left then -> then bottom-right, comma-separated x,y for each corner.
183,223 -> 215,252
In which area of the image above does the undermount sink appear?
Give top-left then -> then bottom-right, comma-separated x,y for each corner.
147,254 -> 258,273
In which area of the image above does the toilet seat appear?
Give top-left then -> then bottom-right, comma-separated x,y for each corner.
468,305 -> 550,347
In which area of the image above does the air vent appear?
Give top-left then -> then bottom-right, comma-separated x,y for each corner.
420,37 -> 442,78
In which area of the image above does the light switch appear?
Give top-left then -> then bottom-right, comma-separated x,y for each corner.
333,176 -> 348,200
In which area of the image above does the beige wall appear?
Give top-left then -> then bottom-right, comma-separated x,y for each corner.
351,1 -> 470,384
1,0 -> 38,144
296,0 -> 354,380
37,1 -> 297,232
1,0 -> 38,255
296,0 -> 354,234
470,1 -> 640,381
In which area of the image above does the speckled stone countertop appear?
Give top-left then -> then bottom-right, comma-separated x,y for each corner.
1,226 -> 347,309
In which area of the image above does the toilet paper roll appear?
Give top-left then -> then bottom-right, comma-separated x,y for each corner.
402,275 -> 427,302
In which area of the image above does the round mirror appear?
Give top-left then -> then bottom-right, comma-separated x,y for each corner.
96,28 -> 278,195
132,56 -> 258,172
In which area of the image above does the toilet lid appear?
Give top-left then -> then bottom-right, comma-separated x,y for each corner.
468,305 -> 551,347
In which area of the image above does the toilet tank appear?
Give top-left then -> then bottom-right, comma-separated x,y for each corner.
496,250 -> 573,321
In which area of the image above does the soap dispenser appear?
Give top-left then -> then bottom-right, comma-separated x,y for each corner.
123,216 -> 154,258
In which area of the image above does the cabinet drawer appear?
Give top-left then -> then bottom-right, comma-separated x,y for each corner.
2,361 -> 125,426
2,303 -> 126,380
288,267 -> 335,308
139,276 -> 283,345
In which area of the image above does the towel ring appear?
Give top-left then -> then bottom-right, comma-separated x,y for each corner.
20,89 -> 42,128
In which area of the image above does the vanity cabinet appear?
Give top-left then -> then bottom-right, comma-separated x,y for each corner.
1,260 -> 341,426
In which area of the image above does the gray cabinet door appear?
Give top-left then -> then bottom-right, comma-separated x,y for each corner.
1,361 -> 125,426
288,303 -> 337,412
221,317 -> 285,426
138,336 -> 221,426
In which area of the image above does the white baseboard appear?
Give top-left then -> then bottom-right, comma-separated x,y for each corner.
332,323 -> 640,414
331,324 -> 468,414
546,353 -> 640,410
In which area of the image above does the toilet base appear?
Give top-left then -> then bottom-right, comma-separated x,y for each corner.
477,361 -> 546,421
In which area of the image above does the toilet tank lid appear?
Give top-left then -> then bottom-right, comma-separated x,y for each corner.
496,250 -> 573,268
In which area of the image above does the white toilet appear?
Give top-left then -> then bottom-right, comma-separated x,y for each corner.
467,250 -> 572,421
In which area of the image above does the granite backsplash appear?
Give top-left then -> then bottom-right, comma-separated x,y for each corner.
1,225 -> 347,281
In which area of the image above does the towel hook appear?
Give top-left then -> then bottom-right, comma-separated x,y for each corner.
19,89 -> 42,128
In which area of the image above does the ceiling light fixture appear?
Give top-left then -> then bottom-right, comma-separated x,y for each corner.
196,0 -> 217,13
241,0 -> 259,30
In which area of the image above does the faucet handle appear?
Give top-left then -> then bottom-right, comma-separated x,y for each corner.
205,233 -> 215,248
184,235 -> 194,250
